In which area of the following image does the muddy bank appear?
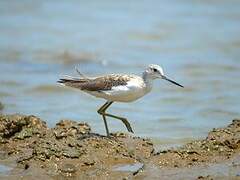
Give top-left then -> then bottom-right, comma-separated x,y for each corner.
136,119 -> 240,179
0,114 -> 153,179
0,114 -> 239,179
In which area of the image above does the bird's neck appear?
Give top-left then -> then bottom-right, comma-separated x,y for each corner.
142,72 -> 153,91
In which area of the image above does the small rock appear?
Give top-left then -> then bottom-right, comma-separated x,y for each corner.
83,161 -> 95,166
54,130 -> 67,139
15,128 -> 33,140
60,163 -> 77,174
63,148 -> 81,158
192,157 -> 198,162
24,164 -> 30,170
54,120 -> 91,139
112,132 -> 128,138
0,114 -> 46,139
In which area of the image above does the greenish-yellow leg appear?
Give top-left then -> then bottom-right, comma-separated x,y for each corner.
97,101 -> 134,136
103,112 -> 134,133
97,101 -> 112,136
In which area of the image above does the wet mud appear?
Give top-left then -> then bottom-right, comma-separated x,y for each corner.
136,119 -> 240,180
0,114 -> 239,179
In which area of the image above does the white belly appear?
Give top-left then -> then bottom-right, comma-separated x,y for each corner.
85,79 -> 152,102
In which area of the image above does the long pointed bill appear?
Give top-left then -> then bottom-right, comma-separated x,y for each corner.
162,76 -> 184,88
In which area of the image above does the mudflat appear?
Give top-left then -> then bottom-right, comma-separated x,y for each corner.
0,114 -> 239,179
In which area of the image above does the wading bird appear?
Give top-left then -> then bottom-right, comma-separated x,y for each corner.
58,64 -> 184,136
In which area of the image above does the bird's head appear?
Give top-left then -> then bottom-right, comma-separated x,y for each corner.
145,64 -> 184,88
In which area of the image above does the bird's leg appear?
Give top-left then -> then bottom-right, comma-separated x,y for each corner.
97,101 -> 113,137
103,113 -> 134,133
97,101 -> 112,114
99,102 -> 134,133
101,115 -> 109,136
97,101 -> 134,135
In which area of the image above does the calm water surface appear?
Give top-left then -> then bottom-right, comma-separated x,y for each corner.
1,0 -> 240,149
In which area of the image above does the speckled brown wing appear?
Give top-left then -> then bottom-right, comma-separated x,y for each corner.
58,74 -> 131,91
84,74 -> 130,91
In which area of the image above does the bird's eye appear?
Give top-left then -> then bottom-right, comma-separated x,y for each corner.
153,68 -> 157,72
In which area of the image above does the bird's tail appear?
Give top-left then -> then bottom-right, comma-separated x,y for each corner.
57,76 -> 89,88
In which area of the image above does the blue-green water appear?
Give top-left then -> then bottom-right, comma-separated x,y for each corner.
1,0 -> 240,149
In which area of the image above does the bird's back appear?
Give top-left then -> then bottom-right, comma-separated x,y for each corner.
58,74 -> 131,90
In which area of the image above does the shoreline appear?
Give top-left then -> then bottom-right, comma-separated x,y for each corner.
0,114 -> 239,179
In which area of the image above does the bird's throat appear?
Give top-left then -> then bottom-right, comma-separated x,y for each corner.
142,72 -> 153,92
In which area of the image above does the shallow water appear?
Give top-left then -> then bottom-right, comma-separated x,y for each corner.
0,164 -> 12,175
1,0 -> 240,149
